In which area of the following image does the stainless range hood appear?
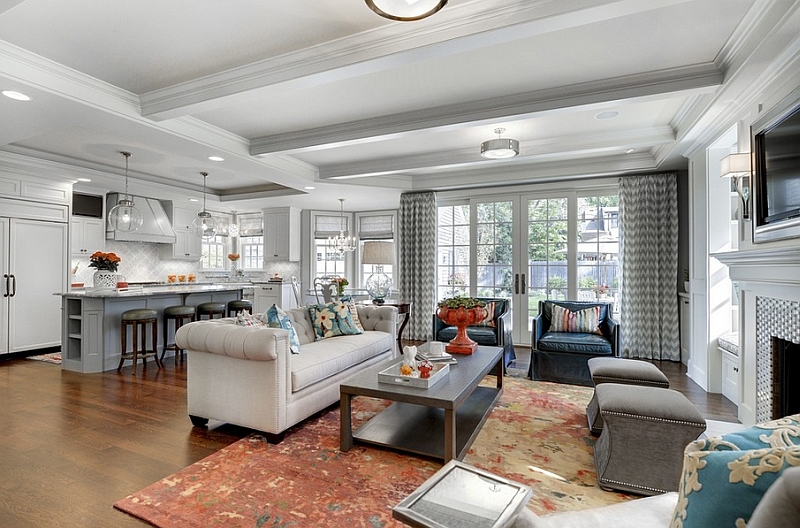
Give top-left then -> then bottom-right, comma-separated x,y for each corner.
106,193 -> 177,244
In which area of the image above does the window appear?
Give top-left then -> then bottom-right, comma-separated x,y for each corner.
437,204 -> 470,298
201,234 -> 226,269
236,212 -> 264,270
312,211 -> 351,279
576,196 -> 620,302
357,212 -> 396,289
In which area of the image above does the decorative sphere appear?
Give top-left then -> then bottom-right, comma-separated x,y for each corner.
366,272 -> 392,301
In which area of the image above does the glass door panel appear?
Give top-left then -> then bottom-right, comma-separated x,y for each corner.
476,201 -> 514,298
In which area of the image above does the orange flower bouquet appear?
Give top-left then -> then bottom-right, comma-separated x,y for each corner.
227,253 -> 241,262
88,251 -> 121,272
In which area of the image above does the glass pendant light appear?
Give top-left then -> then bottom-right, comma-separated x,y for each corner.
192,172 -> 217,240
107,151 -> 144,232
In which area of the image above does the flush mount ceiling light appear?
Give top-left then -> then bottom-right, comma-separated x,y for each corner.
365,0 -> 447,21
107,151 -> 144,232
481,128 -> 519,159
595,110 -> 620,120
192,172 -> 218,240
208,156 -> 225,162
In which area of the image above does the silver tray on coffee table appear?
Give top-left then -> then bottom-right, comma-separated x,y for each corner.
378,362 -> 449,389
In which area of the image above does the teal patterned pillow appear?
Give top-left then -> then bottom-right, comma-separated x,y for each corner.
308,303 -> 344,340
670,442 -> 800,528
694,414 -> 800,451
331,300 -> 363,335
265,304 -> 301,354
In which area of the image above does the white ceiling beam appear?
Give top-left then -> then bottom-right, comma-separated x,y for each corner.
251,65 -> 718,156
318,126 -> 675,179
139,0 -> 697,121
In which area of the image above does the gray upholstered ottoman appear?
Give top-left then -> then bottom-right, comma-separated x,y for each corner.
593,383 -> 706,496
586,357 -> 670,435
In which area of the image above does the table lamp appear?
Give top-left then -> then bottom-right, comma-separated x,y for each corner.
362,241 -> 395,304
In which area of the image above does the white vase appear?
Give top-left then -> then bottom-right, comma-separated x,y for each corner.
93,270 -> 118,289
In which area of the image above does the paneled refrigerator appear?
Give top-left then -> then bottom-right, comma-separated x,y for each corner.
0,217 -> 68,354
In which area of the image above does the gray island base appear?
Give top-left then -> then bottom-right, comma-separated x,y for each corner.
59,284 -> 247,373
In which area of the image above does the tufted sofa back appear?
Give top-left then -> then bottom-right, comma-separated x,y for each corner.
284,304 -> 399,346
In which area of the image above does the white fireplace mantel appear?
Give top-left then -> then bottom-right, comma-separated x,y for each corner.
712,246 -> 800,425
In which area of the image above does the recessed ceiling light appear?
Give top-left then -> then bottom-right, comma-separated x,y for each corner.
595,110 -> 619,120
76,177 -> 92,182
2,90 -> 31,101
208,156 -> 225,162
625,148 -> 636,154
304,186 -> 315,190
188,198 -> 200,202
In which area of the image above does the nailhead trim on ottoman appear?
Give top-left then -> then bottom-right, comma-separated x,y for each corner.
593,383 -> 706,496
586,357 -> 670,435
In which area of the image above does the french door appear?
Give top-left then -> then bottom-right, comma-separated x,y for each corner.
437,189 -> 619,346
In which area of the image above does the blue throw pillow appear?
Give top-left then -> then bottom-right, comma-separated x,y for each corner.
670,442 -> 800,528
307,303 -> 344,340
331,300 -> 363,335
265,304 -> 301,354
695,414 -> 800,451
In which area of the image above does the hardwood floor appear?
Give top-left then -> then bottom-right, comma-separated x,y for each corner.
0,347 -> 738,527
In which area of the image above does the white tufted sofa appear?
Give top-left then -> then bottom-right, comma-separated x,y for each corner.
175,304 -> 398,441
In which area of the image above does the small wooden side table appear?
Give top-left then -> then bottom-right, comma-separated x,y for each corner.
359,299 -> 411,350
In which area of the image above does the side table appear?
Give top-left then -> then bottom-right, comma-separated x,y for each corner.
359,299 -> 410,350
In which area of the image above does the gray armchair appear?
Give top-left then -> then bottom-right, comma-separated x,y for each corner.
432,297 -> 515,367
528,300 -> 619,386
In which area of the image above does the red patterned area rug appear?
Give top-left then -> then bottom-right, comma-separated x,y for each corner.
114,377 -> 630,527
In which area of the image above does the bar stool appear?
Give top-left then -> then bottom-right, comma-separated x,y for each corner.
117,308 -> 161,373
227,299 -> 253,317
197,302 -> 226,320
162,305 -> 196,363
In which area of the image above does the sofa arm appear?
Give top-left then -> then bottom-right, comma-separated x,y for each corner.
531,314 -> 545,348
175,320 -> 288,361
604,315 -> 620,356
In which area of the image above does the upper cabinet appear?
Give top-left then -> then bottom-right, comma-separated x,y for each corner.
0,173 -> 71,205
70,217 -> 105,256
160,204 -> 201,261
263,207 -> 300,262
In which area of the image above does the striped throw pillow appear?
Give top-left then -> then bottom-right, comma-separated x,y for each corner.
550,304 -> 602,334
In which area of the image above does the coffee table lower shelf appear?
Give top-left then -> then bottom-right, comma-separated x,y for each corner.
351,385 -> 501,461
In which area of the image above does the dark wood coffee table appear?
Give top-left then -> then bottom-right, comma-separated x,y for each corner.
340,345 -> 503,462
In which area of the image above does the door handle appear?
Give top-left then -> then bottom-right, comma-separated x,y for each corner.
3,274 -> 8,298
10,274 -> 16,297
514,273 -> 519,295
521,273 -> 526,295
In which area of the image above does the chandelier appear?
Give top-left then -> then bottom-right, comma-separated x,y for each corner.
328,198 -> 356,253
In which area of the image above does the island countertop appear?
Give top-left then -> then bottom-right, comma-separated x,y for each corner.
59,282 -> 254,298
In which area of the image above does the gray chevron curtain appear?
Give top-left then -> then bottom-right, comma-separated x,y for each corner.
618,173 -> 680,361
399,191 -> 437,341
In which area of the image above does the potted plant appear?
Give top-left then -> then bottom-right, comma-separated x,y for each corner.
435,296 -> 488,354
88,251 -> 121,289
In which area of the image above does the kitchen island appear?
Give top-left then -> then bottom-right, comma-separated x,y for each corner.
59,283 -> 251,373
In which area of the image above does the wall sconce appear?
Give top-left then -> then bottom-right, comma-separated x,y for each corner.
720,152 -> 751,222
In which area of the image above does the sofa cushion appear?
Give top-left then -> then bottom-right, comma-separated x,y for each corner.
236,312 -> 266,327
544,300 -> 610,324
538,331 -> 613,355
290,332 -> 393,391
264,304 -> 301,354
551,304 -> 602,334
308,301 -> 363,340
669,442 -> 800,528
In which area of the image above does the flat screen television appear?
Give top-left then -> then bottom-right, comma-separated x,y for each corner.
752,89 -> 800,243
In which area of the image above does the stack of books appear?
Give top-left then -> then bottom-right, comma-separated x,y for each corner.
417,344 -> 457,364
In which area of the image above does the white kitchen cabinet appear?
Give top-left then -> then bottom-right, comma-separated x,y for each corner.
1,216 -> 68,354
0,173 -> 71,204
160,205 -> 201,261
263,207 -> 300,262
70,217 -> 105,256
721,349 -> 740,405
253,283 -> 297,313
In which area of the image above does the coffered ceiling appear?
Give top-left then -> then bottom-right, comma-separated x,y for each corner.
1,0 -> 798,211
